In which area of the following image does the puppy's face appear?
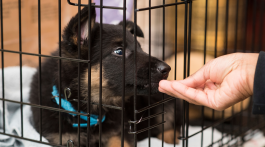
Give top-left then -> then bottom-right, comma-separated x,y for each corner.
62,7 -> 170,104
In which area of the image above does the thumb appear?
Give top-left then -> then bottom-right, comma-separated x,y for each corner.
180,63 -> 210,88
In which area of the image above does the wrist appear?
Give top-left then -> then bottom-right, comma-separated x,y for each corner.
245,53 -> 259,96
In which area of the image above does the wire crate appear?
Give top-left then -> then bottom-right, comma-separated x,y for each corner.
0,0 -> 265,147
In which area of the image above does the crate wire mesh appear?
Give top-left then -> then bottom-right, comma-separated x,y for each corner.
0,0 -> 265,147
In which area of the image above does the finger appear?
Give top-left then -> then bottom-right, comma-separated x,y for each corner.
166,89 -> 201,105
175,81 -> 235,111
159,83 -> 180,99
180,64 -> 210,88
159,80 -> 201,105
159,80 -> 178,97
160,80 -> 211,106
159,87 -> 201,105
169,81 -> 213,108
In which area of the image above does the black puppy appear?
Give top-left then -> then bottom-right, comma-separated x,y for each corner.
29,6 -> 181,147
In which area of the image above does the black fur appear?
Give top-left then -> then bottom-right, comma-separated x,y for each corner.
118,21 -> 144,38
29,6 -> 181,147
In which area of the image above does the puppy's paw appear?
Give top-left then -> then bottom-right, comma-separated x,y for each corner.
157,129 -> 180,144
107,136 -> 130,147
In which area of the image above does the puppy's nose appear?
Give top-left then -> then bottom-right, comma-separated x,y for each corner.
157,63 -> 171,79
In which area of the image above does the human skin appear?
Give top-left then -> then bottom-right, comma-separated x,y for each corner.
159,53 -> 259,111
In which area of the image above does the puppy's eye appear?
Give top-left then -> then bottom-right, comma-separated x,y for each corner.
113,48 -> 123,56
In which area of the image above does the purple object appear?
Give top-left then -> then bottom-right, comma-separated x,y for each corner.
94,0 -> 133,24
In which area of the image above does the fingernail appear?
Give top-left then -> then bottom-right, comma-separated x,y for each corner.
159,80 -> 164,87
159,80 -> 168,86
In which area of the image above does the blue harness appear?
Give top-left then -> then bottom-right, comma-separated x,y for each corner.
52,85 -> 106,127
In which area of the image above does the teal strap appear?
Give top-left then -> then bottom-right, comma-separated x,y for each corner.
52,85 -> 106,127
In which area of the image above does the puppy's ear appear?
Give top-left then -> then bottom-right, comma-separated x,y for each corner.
118,21 -> 144,38
63,6 -> 96,45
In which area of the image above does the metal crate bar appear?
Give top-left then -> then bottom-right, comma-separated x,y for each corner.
38,0 -> 42,141
128,121 -> 166,135
148,0 -> 151,146
0,98 -> 90,116
258,0 -> 265,52
121,0 -> 126,146
136,2 -> 186,11
229,0 -> 239,145
0,49 -> 90,63
201,0 -> 208,146
251,0 -> 257,52
87,1 -> 92,146
173,0 -> 178,146
58,0 -> 62,145
18,0 -> 24,139
135,97 -> 175,114
0,0 -> 5,135
133,0 -> 138,146
211,0 -> 219,144
186,1 -> 193,146
67,0 -> 123,10
182,0 -> 188,146
129,112 -> 166,124
99,0 -> 103,146
77,0 -> 81,146
70,99 -> 123,110
162,0 -> 165,146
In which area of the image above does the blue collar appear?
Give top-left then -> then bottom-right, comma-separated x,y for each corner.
52,85 -> 105,127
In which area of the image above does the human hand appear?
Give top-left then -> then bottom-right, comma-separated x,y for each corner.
159,53 -> 259,111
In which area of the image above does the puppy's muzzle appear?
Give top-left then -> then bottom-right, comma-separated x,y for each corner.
157,62 -> 171,79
